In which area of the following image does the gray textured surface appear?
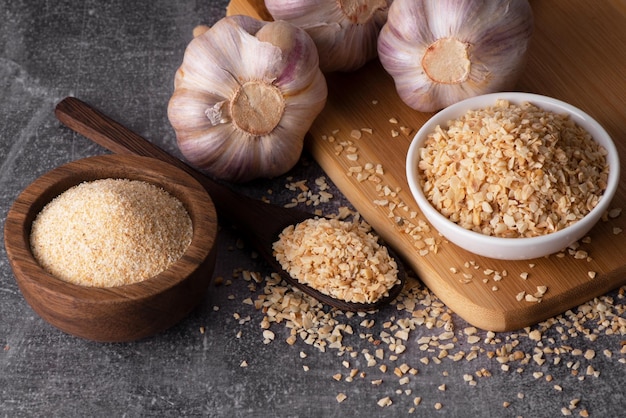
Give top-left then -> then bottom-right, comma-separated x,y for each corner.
1,1 -> 625,417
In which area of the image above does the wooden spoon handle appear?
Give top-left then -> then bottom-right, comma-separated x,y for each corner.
54,97 -> 265,224
55,98 -> 177,167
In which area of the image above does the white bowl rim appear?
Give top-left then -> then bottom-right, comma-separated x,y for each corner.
405,92 -> 621,257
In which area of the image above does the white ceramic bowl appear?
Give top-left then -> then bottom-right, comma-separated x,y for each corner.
406,92 -> 620,260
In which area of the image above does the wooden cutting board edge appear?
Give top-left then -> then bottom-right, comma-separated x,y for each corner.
224,1 -> 626,331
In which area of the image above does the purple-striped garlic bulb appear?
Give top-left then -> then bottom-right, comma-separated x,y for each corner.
168,16 -> 327,182
378,0 -> 534,112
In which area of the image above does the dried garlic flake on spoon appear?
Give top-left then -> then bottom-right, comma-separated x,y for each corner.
273,217 -> 400,305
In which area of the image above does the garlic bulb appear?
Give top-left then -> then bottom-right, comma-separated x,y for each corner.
378,0 -> 534,112
168,15 -> 327,182
265,0 -> 392,73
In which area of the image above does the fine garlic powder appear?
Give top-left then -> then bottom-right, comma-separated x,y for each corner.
30,178 -> 193,287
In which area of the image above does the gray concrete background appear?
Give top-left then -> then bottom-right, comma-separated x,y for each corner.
1,1 -> 624,417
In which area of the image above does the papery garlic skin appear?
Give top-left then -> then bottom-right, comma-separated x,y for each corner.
378,0 -> 534,112
168,16 -> 327,182
265,0 -> 392,73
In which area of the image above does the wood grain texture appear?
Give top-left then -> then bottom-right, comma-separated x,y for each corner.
4,154 -> 219,342
227,0 -> 626,331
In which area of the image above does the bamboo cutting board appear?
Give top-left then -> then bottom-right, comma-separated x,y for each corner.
226,1 -> 626,331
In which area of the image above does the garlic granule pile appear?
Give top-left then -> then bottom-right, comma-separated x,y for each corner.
30,179 -> 193,287
418,100 -> 609,238
273,217 -> 399,304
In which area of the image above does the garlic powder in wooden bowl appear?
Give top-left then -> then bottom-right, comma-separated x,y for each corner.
273,217 -> 400,304
30,178 -> 193,287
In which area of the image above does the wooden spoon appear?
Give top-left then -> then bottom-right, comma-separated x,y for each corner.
54,97 -> 406,312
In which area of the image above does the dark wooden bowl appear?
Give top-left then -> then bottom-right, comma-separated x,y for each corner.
4,154 -> 219,342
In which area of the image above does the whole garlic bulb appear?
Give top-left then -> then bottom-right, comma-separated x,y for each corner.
168,15 -> 327,183
265,0 -> 392,73
378,0 -> 534,112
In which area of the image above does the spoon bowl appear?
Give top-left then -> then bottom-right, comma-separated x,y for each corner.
54,97 -> 406,311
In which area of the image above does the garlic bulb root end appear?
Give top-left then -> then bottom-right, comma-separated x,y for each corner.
378,0 -> 534,112
230,81 -> 285,136
422,38 -> 471,84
